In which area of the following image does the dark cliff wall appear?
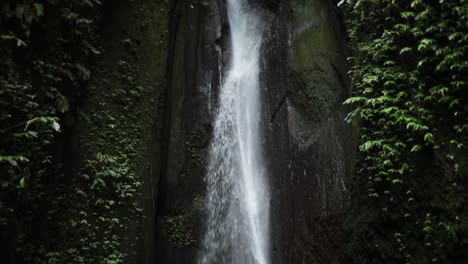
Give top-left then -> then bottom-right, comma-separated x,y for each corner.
285,0 -> 354,263
260,2 -> 291,264
155,0 -> 227,262
156,0 -> 353,263
73,0 -> 169,262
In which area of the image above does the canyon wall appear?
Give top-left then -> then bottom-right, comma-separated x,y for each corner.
155,0 -> 354,263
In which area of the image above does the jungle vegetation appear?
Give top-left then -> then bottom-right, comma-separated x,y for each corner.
0,0 -> 466,263
343,0 -> 468,263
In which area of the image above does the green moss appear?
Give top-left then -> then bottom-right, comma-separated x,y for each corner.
290,0 -> 343,70
164,215 -> 195,247
163,195 -> 205,247
0,0 -> 169,262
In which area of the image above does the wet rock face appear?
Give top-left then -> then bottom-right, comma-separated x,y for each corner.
156,0 -> 353,263
285,0 -> 354,263
155,0 -> 227,263
259,1 -> 290,264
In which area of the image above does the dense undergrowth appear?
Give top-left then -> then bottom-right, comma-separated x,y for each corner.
0,1 -> 142,263
342,0 -> 468,263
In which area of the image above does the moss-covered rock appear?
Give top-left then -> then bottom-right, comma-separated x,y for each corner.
69,1 -> 169,263
154,0 -> 226,262
284,0 -> 355,263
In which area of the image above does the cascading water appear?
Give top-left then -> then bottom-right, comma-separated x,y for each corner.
199,1 -> 269,264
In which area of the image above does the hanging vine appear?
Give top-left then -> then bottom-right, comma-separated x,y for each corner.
342,0 -> 468,263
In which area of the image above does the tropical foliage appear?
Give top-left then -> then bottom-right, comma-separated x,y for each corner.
0,1 -> 135,263
342,0 -> 468,263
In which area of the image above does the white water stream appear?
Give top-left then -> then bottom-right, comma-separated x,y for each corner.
199,1 -> 269,263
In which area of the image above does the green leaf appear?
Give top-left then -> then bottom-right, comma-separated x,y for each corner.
91,178 -> 106,189
411,145 -> 422,152
400,47 -> 412,55
20,177 -> 25,188
96,152 -> 104,162
392,179 -> 402,184
0,156 -> 26,166
52,121 -> 61,132
423,226 -> 433,233
344,96 -> 367,105
424,133 -> 434,144
75,64 -> 91,80
401,11 -> 415,19
84,41 -> 101,55
8,158 -> 17,166
33,3 -> 44,17
0,35 -> 26,47
77,18 -> 93,25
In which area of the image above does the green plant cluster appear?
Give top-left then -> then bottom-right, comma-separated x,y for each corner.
54,151 -> 141,264
342,0 -> 468,263
164,215 -> 195,247
0,0 -> 139,263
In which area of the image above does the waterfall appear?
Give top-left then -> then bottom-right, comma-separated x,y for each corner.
199,1 -> 269,264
